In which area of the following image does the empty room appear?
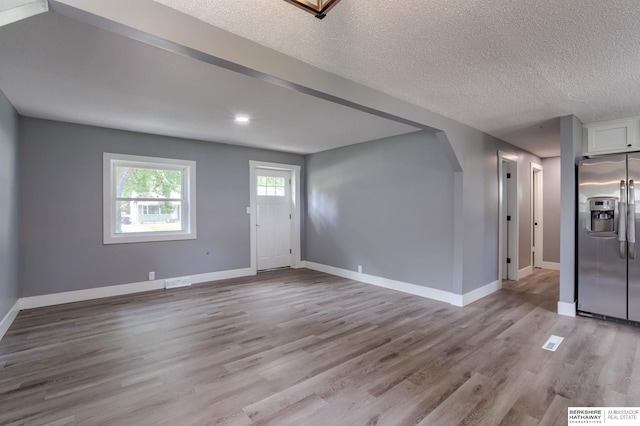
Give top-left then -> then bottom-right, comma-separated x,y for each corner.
1,1 -> 640,425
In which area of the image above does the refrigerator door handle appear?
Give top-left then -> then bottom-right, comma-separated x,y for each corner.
629,179 -> 636,259
619,180 -> 627,259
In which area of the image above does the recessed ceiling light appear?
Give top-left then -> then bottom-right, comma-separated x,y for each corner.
235,116 -> 250,123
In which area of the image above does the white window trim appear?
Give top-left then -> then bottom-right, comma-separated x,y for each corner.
103,153 -> 197,244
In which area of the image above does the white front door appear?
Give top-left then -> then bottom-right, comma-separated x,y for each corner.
256,169 -> 292,270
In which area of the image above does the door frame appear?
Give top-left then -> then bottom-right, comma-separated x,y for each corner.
498,151 -> 519,282
531,162 -> 543,268
249,161 -> 302,274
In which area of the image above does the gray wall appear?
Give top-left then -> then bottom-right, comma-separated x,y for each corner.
305,131 -> 454,290
19,118 -> 304,297
542,157 -> 561,263
438,128 -> 541,294
0,90 -> 19,319
559,115 -> 583,304
305,130 -> 540,294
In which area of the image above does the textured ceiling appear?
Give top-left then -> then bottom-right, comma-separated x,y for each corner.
0,12 -> 418,154
155,0 -> 640,157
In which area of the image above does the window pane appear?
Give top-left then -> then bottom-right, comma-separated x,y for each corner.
257,175 -> 286,197
116,200 -> 182,233
116,166 -> 182,199
105,153 -> 196,244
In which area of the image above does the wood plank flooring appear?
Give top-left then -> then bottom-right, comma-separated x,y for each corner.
1,268 -> 639,425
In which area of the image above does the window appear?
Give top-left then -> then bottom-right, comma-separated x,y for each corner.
257,175 -> 286,196
103,153 -> 196,244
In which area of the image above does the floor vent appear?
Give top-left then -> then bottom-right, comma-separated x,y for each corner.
165,277 -> 192,289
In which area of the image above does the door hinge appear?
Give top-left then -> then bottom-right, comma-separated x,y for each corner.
507,173 -> 511,179
507,215 -> 511,221
289,214 -> 292,219
506,258 -> 511,264
289,179 -> 291,184
290,249 -> 292,254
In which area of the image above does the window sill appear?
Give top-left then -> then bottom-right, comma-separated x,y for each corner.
103,231 -> 197,245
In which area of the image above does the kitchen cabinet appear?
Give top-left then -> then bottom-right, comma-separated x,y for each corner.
584,118 -> 640,156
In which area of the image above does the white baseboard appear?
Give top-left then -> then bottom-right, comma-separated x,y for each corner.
452,280 -> 502,307
0,299 -> 21,342
518,265 -> 533,279
305,261 -> 451,304
557,301 -> 576,317
20,267 -> 254,310
304,261 -> 499,307
21,280 -> 165,310
189,268 -> 254,285
540,261 -> 560,271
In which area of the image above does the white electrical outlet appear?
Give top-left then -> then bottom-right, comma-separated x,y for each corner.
149,271 -> 155,281
358,265 -> 362,273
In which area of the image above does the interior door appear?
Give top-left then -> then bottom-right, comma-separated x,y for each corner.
501,160 -> 517,280
502,163 -> 510,279
532,165 -> 543,268
628,153 -> 640,321
256,169 -> 292,270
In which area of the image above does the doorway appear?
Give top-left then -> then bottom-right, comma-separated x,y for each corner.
531,163 -> 543,269
249,161 -> 301,273
256,169 -> 291,270
498,151 -> 519,281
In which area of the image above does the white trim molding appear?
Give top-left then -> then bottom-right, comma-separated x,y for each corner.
452,280 -> 502,307
0,300 -> 21,342
304,261 -> 500,307
541,261 -> 560,271
20,267 -> 253,310
558,301 -> 577,317
518,265 -> 533,280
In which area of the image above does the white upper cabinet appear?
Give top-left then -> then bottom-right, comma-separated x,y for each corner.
584,118 -> 640,156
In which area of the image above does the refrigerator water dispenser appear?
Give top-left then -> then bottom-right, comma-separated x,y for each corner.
587,197 -> 616,233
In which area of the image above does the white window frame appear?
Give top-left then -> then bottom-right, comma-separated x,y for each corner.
103,153 -> 197,244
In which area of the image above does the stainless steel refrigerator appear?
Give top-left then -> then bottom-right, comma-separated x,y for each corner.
578,153 -> 640,321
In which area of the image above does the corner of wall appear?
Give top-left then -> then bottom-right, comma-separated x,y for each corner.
0,300 -> 20,342
557,300 -> 576,317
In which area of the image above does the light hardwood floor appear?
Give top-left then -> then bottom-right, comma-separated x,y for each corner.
1,268 -> 639,425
